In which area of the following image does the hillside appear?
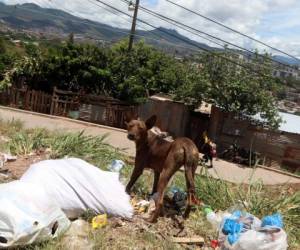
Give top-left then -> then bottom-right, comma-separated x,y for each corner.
0,2 -> 298,64
0,2 -> 211,55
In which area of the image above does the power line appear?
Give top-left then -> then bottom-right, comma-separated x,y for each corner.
92,0 -> 212,48
85,0 -> 167,42
13,0 -> 281,81
93,0 -> 279,79
166,0 -> 300,63
84,0 -> 210,52
48,0 -> 173,46
119,0 -> 226,48
89,0 -> 211,53
127,0 -> 293,69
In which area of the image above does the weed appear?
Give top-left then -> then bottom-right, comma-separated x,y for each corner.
8,128 -> 48,155
48,131 -> 124,168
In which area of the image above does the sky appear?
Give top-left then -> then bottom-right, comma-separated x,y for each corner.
1,0 -> 300,59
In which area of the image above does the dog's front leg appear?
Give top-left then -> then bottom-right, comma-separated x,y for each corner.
125,163 -> 144,194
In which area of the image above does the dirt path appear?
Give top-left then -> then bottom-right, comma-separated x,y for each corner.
1,106 -> 299,186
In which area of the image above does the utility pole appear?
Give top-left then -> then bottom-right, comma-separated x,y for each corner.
128,0 -> 140,51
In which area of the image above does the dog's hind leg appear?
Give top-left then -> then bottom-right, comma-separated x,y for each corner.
151,171 -> 160,195
183,163 -> 198,219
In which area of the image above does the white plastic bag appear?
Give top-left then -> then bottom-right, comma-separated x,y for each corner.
0,181 -> 70,248
236,228 -> 288,250
21,158 -> 133,219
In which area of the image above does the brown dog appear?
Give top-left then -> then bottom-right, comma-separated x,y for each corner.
125,115 -> 199,223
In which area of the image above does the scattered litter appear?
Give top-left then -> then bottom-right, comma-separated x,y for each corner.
136,200 -> 150,213
0,153 -> 17,168
146,198 -> 156,217
237,227 -> 287,250
62,219 -> 93,250
108,159 -> 125,172
165,187 -> 187,212
261,213 -> 283,228
205,207 -> 229,230
131,198 -> 150,213
171,236 -> 204,244
0,181 -> 70,248
205,206 -> 288,250
0,173 -> 9,179
210,239 -> 219,249
92,214 -> 108,229
20,158 -> 133,219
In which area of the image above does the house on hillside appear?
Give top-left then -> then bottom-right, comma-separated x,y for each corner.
273,65 -> 300,80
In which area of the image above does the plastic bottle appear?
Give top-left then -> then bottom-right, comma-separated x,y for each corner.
206,209 -> 222,229
108,160 -> 125,172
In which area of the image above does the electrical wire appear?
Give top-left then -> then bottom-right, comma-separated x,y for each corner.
125,0 -> 294,69
93,0 -> 280,79
166,0 -> 300,63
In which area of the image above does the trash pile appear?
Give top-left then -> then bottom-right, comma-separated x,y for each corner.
0,158 -> 133,248
130,187 -> 187,217
205,206 -> 288,250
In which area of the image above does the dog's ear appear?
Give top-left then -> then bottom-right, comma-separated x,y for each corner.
145,115 -> 157,130
124,111 -> 138,124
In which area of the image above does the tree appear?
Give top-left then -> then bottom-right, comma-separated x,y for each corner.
175,51 -> 282,128
108,40 -> 193,103
3,39 -> 201,102
0,37 -> 5,54
0,38 -> 18,88
24,42 -> 39,57
68,32 -> 74,44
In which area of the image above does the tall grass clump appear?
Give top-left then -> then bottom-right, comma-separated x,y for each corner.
3,122 -> 125,169
8,128 -> 48,155
48,131 -> 124,168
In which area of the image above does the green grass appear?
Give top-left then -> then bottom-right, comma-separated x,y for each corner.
0,118 -> 299,249
0,117 -> 124,168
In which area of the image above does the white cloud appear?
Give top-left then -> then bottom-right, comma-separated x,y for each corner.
1,0 -> 300,58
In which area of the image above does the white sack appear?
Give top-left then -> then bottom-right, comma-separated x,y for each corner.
21,158 -> 133,219
0,181 -> 70,248
236,228 -> 288,250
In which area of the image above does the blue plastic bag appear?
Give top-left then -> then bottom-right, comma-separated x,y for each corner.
261,213 -> 283,228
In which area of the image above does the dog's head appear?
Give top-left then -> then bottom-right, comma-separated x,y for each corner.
125,115 -> 157,142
